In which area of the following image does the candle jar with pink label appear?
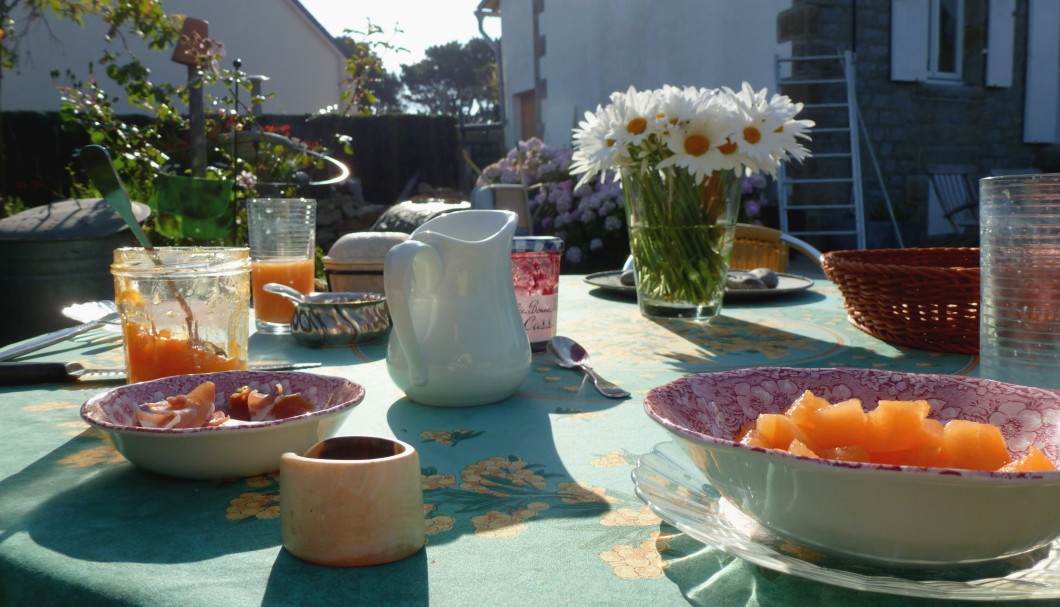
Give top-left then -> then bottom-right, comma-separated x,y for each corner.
511,237 -> 564,351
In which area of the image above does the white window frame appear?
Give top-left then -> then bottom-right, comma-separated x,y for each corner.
927,0 -> 965,81
1024,0 -> 1060,143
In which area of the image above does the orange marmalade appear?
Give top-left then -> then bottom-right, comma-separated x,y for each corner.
112,247 -> 251,383
123,322 -> 244,383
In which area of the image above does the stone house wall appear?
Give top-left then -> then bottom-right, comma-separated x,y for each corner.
778,0 -> 1058,247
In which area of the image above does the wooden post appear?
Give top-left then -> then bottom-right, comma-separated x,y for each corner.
171,18 -> 210,178
189,65 -> 205,178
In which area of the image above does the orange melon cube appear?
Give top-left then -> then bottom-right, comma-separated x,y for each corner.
872,418 -> 945,467
738,427 -> 770,449
863,399 -> 931,453
810,398 -> 867,449
942,419 -> 1010,471
782,390 -> 830,431
818,445 -> 871,463
788,439 -> 819,459
755,413 -> 814,451
734,421 -> 756,443
998,445 -> 1057,472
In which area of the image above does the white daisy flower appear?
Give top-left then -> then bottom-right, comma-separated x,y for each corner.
657,95 -> 743,181
570,104 -> 627,187
571,82 -> 812,183
653,85 -> 713,132
607,85 -> 660,150
722,82 -> 815,175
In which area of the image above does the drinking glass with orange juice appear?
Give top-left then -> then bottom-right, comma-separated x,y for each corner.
247,198 -> 317,333
111,247 -> 251,383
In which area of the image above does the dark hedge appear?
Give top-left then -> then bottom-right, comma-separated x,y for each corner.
1,112 -> 469,207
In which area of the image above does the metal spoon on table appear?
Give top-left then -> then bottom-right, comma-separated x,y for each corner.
547,336 -> 630,399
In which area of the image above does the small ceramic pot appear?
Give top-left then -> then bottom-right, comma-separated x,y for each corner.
280,436 -> 424,566
323,231 -> 409,293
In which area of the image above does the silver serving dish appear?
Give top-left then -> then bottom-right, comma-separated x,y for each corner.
264,283 -> 390,347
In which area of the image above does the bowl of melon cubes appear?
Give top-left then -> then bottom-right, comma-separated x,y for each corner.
644,367 -> 1060,567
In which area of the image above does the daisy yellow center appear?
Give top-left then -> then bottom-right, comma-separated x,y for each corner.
718,139 -> 738,155
684,134 -> 710,156
627,117 -> 648,135
743,126 -> 762,144
606,138 -> 616,147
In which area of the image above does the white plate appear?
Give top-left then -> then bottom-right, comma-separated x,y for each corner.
632,441 -> 1060,601
62,300 -> 121,333
584,270 -> 813,300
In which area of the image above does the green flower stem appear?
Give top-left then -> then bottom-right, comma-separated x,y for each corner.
622,167 -> 741,316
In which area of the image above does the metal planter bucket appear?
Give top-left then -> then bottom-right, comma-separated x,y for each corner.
0,198 -> 150,346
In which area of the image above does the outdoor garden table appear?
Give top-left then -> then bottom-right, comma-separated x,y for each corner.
2,274 -> 1036,607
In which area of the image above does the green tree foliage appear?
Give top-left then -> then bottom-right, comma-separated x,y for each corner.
0,0 -> 180,204
1,0 -> 178,73
335,21 -> 405,116
399,38 -> 497,123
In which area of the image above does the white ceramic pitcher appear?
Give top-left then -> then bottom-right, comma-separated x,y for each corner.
384,210 -> 531,406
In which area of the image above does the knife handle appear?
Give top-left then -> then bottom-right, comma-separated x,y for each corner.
0,362 -> 76,385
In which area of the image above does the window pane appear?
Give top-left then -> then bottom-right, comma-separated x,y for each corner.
937,0 -> 959,73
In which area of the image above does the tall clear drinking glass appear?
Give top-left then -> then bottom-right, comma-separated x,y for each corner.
247,198 -> 317,334
979,173 -> 1060,388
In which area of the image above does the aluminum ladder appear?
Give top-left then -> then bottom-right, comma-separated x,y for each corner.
774,51 -> 868,250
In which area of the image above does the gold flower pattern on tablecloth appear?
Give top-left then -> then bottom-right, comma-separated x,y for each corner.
6,276 -> 992,607
424,503 -> 455,538
600,507 -> 661,527
599,534 -> 670,579
25,402 -> 79,413
558,481 -> 619,505
223,474 -> 281,520
460,456 -> 549,496
471,502 -> 549,538
559,284 -> 975,375
420,429 -> 484,446
591,450 -> 636,468
416,451 -> 623,544
226,492 -> 280,520
422,472 -> 457,490
57,445 -> 125,467
58,420 -> 89,436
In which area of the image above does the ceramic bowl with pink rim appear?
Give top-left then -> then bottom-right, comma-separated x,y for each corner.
643,367 -> 1060,567
81,371 -> 365,480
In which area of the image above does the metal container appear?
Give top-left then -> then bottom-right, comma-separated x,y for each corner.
289,292 -> 390,348
0,198 -> 149,346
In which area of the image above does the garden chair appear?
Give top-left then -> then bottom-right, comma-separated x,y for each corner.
926,164 -> 980,235
730,223 -> 823,273
470,183 -> 533,235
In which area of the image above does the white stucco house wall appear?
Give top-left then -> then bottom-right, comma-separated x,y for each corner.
482,0 -> 793,149
2,0 -> 346,115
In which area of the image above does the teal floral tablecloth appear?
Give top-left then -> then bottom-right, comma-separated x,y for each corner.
3,275 -> 1045,607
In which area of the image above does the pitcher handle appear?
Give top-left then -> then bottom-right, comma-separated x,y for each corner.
384,240 -> 442,386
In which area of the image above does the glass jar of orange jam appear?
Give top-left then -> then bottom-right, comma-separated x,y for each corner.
111,247 -> 251,383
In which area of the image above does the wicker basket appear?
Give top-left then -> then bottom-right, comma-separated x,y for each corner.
821,248 -> 980,354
